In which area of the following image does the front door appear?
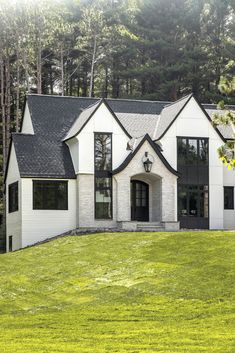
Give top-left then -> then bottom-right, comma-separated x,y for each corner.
131,180 -> 149,221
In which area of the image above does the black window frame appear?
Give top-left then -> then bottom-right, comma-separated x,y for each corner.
33,180 -> 68,210
8,236 -> 13,252
224,186 -> 234,210
94,132 -> 112,173
94,132 -> 113,220
95,177 -> 113,219
178,184 -> 209,219
8,181 -> 19,213
177,137 -> 209,166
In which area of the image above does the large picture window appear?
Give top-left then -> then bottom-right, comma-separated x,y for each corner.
33,180 -> 68,210
8,182 -> 18,213
178,185 -> 209,218
94,133 -> 112,219
178,137 -> 209,166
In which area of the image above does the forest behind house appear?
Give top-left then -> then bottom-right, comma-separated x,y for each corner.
1,0 -> 235,224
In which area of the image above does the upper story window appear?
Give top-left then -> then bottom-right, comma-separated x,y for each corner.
33,180 -> 68,210
178,137 -> 209,166
94,133 -> 112,219
94,133 -> 112,172
8,182 -> 18,213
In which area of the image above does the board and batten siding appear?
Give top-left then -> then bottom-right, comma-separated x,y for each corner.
6,143 -> 22,251
160,97 -> 225,229
21,178 -> 77,248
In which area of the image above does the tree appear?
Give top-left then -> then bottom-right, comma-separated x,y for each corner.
213,76 -> 235,169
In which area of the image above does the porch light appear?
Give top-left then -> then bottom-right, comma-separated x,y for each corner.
143,152 -> 153,173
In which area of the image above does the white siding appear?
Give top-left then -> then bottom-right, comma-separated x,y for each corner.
77,102 -> 130,173
160,97 -> 224,229
223,166 -> 235,229
21,178 -> 77,247
66,138 -> 79,173
6,144 -> 22,251
21,103 -> 34,134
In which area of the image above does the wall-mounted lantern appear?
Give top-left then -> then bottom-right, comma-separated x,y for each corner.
143,152 -> 153,173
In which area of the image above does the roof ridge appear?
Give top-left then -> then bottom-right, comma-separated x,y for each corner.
80,99 -> 102,111
27,93 -> 171,105
163,93 -> 193,109
27,93 -> 99,100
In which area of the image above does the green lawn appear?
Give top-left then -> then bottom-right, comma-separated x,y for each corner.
0,231 -> 235,353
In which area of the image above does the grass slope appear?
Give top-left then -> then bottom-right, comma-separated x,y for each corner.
0,231 -> 235,353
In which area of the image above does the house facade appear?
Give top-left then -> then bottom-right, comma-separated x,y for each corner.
5,93 -> 235,251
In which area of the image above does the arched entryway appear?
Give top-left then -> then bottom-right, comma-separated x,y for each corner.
131,180 -> 149,221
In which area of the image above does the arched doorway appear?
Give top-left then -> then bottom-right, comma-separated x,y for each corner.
131,180 -> 149,221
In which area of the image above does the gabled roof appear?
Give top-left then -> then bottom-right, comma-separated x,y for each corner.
112,134 -> 179,176
6,93 -> 235,180
116,113 -> 159,139
154,94 -> 193,140
64,100 -> 101,141
63,98 -> 132,141
12,133 -> 76,179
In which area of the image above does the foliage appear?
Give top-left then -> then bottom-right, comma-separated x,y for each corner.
0,231 -> 234,352
213,76 -> 235,169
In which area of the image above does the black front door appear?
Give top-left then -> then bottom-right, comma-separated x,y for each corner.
131,180 -> 149,221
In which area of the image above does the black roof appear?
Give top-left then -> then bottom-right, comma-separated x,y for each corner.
9,94 -> 235,179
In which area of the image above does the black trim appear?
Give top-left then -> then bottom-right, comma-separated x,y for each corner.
8,236 -> 13,252
64,98 -> 132,142
33,180 -> 68,210
94,176 -> 113,219
94,132 -> 113,220
131,180 -> 149,221
8,181 -> 19,213
19,175 -> 76,179
112,134 -> 179,176
178,184 -> 209,229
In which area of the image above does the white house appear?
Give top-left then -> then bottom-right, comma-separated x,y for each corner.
5,93 -> 235,251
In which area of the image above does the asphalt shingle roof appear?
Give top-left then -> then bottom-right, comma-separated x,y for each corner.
154,94 -> 193,140
11,94 -> 235,179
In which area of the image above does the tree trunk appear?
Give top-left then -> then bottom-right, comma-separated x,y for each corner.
23,48 -> 30,92
5,54 -> 11,161
89,35 -> 97,98
16,47 -> 20,132
0,53 -> 6,174
37,40 -> 42,94
60,44 -> 64,96
104,65 -> 108,98
77,77 -> 80,96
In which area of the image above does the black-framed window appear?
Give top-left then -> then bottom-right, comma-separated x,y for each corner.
8,182 -> 18,213
95,133 -> 112,172
33,180 -> 68,210
224,187 -> 234,210
95,177 -> 112,219
8,236 -> 13,252
178,137 -> 209,166
94,133 -> 112,219
178,184 -> 209,218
